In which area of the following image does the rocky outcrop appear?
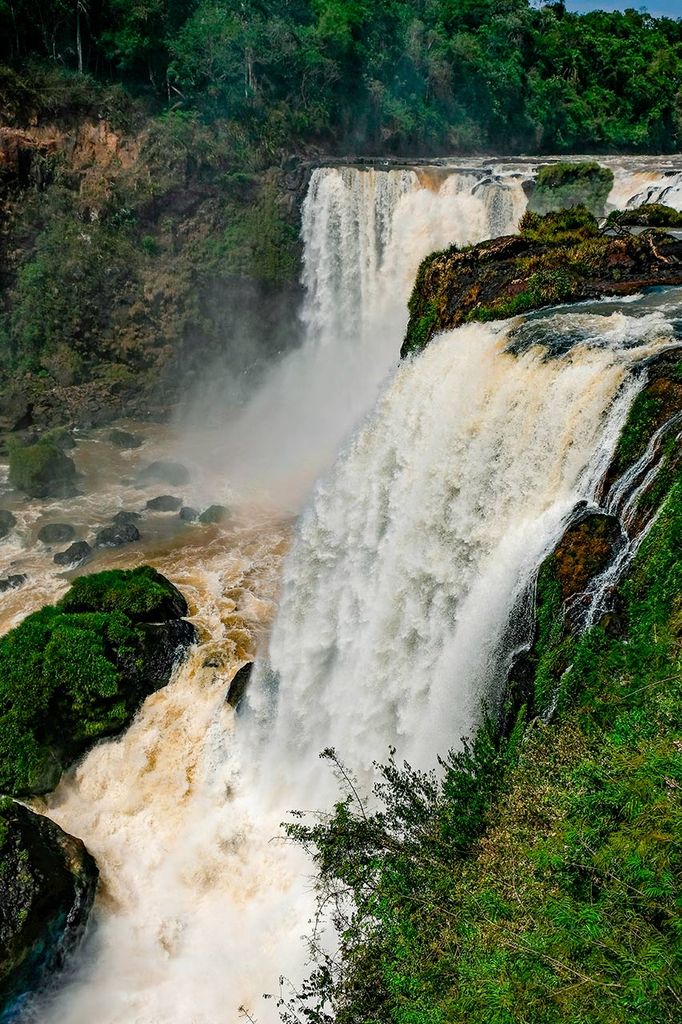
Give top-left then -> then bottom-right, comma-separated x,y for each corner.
0,800 -> 98,1015
0,566 -> 195,795
402,209 -> 682,357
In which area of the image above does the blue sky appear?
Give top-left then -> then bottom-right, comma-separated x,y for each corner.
565,0 -> 681,15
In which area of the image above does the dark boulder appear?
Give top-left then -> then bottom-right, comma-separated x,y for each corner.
0,575 -> 27,593
8,439 -> 77,500
0,800 -> 98,1015
109,429 -> 142,450
0,511 -> 16,540
37,523 -> 75,545
94,523 -> 140,548
137,461 -> 189,487
146,495 -> 182,512
226,662 -> 253,711
111,510 -> 142,527
199,504 -> 229,524
179,506 -> 199,522
53,541 -> 92,567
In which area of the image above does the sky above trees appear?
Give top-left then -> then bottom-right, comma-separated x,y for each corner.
566,1 -> 681,16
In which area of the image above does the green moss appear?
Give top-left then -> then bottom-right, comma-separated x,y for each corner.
519,206 -> 600,243
287,474 -> 682,1024
0,567 -> 191,795
529,161 -> 614,218
58,565 -> 188,622
608,203 -> 682,229
8,438 -> 76,499
403,299 -> 439,356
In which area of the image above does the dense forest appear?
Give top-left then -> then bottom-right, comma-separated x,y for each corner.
2,1 -> 682,154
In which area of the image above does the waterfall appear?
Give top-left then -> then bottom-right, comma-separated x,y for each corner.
219,166 -> 527,509
24,164 -> 682,1024
248,300 -> 679,788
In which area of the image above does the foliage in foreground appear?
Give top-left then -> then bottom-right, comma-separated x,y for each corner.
283,478 -> 682,1023
0,567 -> 192,796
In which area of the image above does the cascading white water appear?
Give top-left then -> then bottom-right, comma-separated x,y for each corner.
21,164 -> 682,1024
35,303 -> 677,1024
248,302 -> 680,788
215,166 -> 527,509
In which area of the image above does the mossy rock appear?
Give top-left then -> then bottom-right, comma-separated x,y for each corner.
0,566 -> 195,795
607,203 -> 682,229
0,799 -> 98,1015
402,219 -> 682,357
8,439 -> 76,499
58,565 -> 188,622
528,161 -> 614,218
199,504 -> 229,524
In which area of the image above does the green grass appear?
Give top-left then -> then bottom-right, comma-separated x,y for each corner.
283,480 -> 682,1024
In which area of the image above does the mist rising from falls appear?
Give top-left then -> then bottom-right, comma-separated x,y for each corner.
207,166 -> 527,510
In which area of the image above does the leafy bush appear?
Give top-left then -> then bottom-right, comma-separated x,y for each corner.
608,204 -> 682,229
529,162 -> 615,218
519,206 -> 600,244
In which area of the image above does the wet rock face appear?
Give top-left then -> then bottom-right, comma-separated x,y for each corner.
137,461 -> 189,488
199,504 -> 229,524
37,523 -> 75,545
94,522 -> 141,547
53,541 -> 92,567
109,428 -> 141,449
226,662 -> 253,711
0,575 -> 27,593
179,506 -> 199,522
0,510 -> 16,540
551,512 -> 624,604
0,800 -> 98,1015
146,495 -> 182,512
402,211 -> 682,357
111,510 -> 142,527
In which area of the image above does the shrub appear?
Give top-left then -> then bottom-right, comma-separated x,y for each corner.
528,161 -> 614,218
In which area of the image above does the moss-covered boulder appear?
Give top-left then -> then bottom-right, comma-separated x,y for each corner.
607,203 -> 682,229
528,161 -> 614,218
0,566 -> 195,795
8,438 -> 76,499
402,214 -> 682,357
0,799 -> 97,1015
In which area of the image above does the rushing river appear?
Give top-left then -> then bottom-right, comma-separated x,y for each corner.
2,157 -> 682,1022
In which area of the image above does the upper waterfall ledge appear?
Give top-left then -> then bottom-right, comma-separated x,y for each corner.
402,207 -> 682,358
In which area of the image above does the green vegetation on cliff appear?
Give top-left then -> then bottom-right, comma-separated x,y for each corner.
402,208 -> 682,357
284,397 -> 682,1024
0,567 -> 194,795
